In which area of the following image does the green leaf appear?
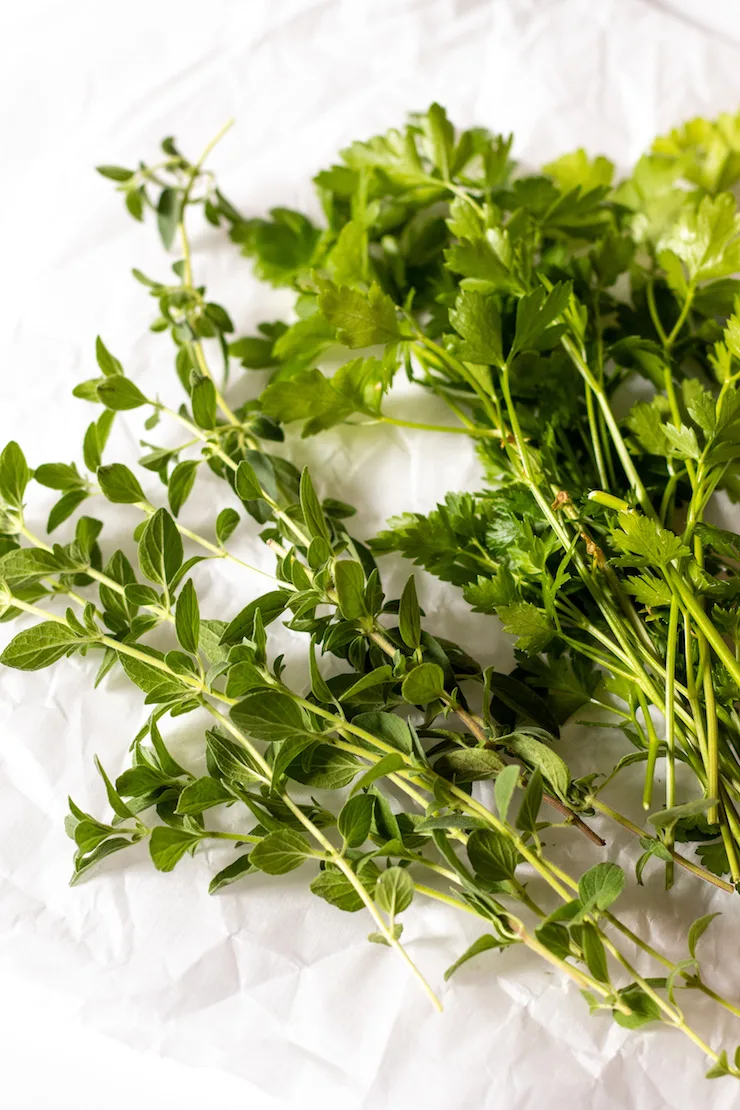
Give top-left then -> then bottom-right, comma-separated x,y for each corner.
401,662 -> 445,704
175,578 -> 200,655
398,575 -> 422,649
97,377 -> 148,411
625,574 -> 673,608
467,828 -> 518,881
95,336 -> 124,376
611,512 -> 690,568
352,711 -> 413,754
0,441 -> 30,508
235,460 -> 264,501
578,862 -> 625,912
219,589 -> 291,644
229,334 -> 278,369
338,794 -> 374,848
367,924 -> 403,946
415,814 -> 488,833
487,671 -> 560,737
535,922 -> 572,960
350,752 -> 406,795
494,764 -> 520,823
612,983 -> 663,1029
497,602 -> 554,654
445,236 -> 515,293
96,165 -> 135,183
374,865 -> 414,916
444,934 -> 508,981
234,207 -> 320,286
83,412 -> 114,472
658,193 -> 740,284
662,422 -> 701,460
544,148 -> 614,190
334,559 -> 367,620
271,733 -> 320,785
649,797 -> 718,830
230,689 -> 312,743
449,291 -> 503,366
46,488 -> 89,533
69,837 -> 135,885
168,459 -> 199,517
216,508 -> 240,545
175,776 -> 234,815
118,651 -> 188,703
156,187 -> 181,250
299,468 -> 331,543
515,768 -> 543,834
327,219 -> 368,287
205,728 -> 262,786
510,283 -> 572,357
191,377 -> 217,430
260,368 -> 352,436
688,912 -> 720,959
149,826 -> 202,872
337,665 -> 393,703
0,621 -> 82,670
506,733 -> 570,799
97,463 -> 145,505
310,861 -> 379,912
427,102 -> 454,178
34,462 -> 85,491
318,278 -> 400,348
0,546 -> 61,584
308,639 -> 335,704
705,1050 -> 731,1080
434,747 -> 505,783
138,508 -> 183,588
250,829 -> 313,874
291,745 -> 361,790
581,922 -> 609,982
94,756 -> 136,820
209,853 -> 256,893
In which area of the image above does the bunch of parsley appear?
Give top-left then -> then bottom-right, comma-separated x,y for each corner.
220,106 -> 740,894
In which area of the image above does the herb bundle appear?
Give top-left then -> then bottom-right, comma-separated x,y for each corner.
3,108 -> 740,1081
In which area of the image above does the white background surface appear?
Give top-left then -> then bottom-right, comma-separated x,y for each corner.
4,1 -> 740,1107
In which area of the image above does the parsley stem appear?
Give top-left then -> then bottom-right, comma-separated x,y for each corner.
664,596 -> 679,885
376,414 -> 501,438
646,277 -> 669,347
668,567 -> 740,691
638,688 -> 661,811
561,336 -> 653,515
585,382 -> 609,489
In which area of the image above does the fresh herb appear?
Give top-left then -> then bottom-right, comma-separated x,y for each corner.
3,111 -> 740,1082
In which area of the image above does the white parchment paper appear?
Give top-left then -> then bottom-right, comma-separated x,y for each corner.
3,2 -> 740,1107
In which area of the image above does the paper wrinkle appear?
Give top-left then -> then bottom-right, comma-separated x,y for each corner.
5,0 -> 740,1106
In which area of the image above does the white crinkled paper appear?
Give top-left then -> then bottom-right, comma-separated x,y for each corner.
4,2 -> 740,1107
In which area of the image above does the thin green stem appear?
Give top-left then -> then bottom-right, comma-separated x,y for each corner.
204,703 -> 442,1011
589,797 -> 733,892
664,596 -> 680,885
561,336 -> 653,514
585,383 -> 609,489
375,414 -> 502,438
638,688 -> 661,812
